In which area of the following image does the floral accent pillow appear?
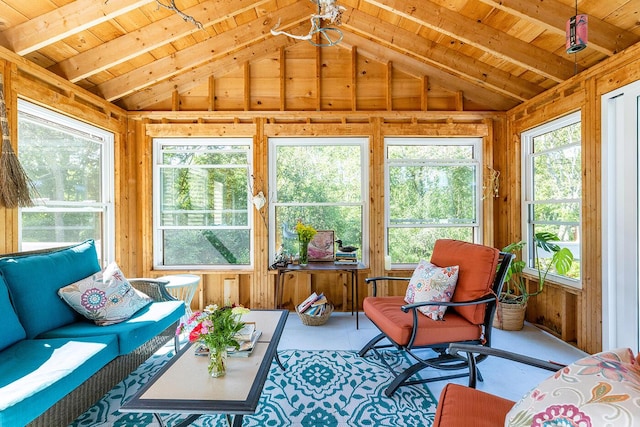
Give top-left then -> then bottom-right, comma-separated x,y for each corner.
404,260 -> 459,320
505,348 -> 640,427
58,262 -> 152,326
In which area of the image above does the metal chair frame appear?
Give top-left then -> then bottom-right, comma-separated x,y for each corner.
358,251 -> 514,397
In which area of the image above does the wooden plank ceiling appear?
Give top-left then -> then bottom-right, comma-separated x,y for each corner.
0,0 -> 638,112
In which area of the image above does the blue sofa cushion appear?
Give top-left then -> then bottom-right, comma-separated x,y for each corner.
0,335 -> 118,427
0,240 -> 101,338
40,300 -> 185,355
0,273 -> 26,351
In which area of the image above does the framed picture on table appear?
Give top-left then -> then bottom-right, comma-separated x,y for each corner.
308,230 -> 335,261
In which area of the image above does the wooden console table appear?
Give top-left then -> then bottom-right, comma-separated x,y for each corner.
275,262 -> 367,329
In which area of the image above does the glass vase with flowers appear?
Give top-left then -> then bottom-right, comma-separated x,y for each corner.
179,304 -> 250,377
295,221 -> 317,266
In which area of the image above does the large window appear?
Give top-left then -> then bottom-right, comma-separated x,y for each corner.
385,137 -> 482,265
522,112 -> 581,286
269,137 -> 368,262
153,138 -> 252,268
17,100 -> 114,264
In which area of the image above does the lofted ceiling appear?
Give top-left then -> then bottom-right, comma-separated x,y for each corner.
0,0 -> 638,112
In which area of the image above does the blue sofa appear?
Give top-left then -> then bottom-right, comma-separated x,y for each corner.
0,240 -> 185,426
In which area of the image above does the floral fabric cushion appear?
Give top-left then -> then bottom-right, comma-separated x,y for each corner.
505,347 -> 640,427
404,260 -> 459,320
58,262 -> 152,326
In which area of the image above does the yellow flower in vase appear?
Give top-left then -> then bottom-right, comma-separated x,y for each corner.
295,221 -> 317,265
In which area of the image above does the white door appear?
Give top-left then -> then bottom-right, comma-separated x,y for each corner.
602,80 -> 640,352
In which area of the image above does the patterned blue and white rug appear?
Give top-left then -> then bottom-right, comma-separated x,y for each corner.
71,347 -> 437,427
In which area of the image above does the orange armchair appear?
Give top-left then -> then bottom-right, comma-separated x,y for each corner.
359,239 -> 513,397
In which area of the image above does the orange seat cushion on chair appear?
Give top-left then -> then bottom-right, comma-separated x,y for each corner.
433,383 -> 514,427
430,239 -> 500,324
363,296 -> 482,347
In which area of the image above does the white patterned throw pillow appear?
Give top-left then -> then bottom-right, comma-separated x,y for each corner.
404,260 -> 459,320
505,347 -> 640,427
58,262 -> 152,325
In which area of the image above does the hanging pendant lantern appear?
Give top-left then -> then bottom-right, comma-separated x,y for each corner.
566,14 -> 588,54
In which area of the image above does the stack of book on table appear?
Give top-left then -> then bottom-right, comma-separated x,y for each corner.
334,251 -> 358,265
229,322 -> 262,357
194,322 -> 262,358
297,292 -> 330,316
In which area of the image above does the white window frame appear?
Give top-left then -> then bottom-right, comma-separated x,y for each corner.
152,137 -> 254,270
384,137 -> 483,267
521,111 -> 581,289
268,137 -> 369,264
17,99 -> 115,264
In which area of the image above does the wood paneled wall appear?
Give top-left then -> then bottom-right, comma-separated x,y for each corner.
126,112 -> 498,314
139,40 -> 491,113
499,41 -> 640,354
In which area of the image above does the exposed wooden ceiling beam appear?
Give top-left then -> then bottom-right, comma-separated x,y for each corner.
365,0 -> 579,82
341,7 -> 545,102
95,3 -> 311,102
339,31 -> 517,111
121,25 -> 307,110
0,0 -> 155,56
48,0 -> 270,83
478,0 -> 639,56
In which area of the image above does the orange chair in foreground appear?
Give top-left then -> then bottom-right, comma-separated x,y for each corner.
436,343 -> 640,427
434,343 -> 561,427
359,239 -> 513,397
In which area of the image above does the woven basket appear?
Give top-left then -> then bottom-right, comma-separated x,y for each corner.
296,303 -> 333,326
493,300 -> 526,331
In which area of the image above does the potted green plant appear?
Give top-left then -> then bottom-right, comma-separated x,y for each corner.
494,232 -> 574,330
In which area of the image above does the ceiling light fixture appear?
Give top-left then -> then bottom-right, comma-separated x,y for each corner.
271,0 -> 345,47
566,1 -> 587,54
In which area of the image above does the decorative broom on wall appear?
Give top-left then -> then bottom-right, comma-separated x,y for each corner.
0,72 -> 37,208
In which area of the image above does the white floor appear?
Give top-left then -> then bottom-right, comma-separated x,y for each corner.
278,311 -> 587,403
